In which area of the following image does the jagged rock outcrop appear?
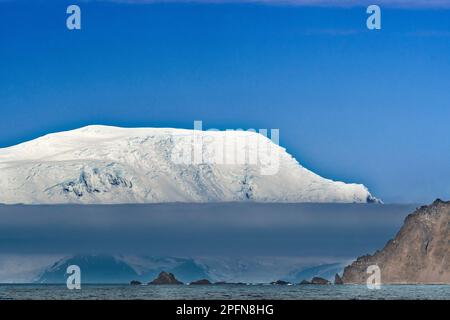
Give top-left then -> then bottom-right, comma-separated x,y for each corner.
130,280 -> 142,286
334,274 -> 344,285
148,271 -> 183,285
342,199 -> 450,284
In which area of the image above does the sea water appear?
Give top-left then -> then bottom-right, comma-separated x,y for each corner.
1,284 -> 449,300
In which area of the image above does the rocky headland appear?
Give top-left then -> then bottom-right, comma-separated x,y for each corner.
342,199 -> 450,284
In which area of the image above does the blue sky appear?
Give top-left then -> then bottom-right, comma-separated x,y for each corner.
1,1 -> 450,203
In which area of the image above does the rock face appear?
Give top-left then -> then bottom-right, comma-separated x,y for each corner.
130,280 -> 141,286
334,274 -> 344,285
311,277 -> 331,285
148,271 -> 183,285
190,279 -> 212,285
342,199 -> 450,284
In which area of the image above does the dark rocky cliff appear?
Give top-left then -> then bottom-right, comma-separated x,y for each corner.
342,199 -> 450,284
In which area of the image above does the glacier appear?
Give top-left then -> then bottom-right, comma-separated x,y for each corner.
0,125 -> 380,204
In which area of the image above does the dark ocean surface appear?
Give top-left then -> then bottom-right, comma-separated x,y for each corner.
1,284 -> 449,300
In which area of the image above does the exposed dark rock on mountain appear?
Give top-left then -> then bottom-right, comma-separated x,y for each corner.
148,271 -> 183,285
311,277 -> 331,285
130,280 -> 141,285
61,169 -> 133,198
190,279 -> 212,285
334,274 -> 344,285
342,199 -> 450,284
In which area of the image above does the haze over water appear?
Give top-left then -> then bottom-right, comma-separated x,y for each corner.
0,203 -> 417,257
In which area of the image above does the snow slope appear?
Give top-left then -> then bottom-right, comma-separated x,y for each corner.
0,125 -> 379,204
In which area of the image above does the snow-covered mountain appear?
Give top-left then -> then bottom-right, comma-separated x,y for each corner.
34,254 -> 210,284
33,254 -> 349,284
0,125 -> 379,204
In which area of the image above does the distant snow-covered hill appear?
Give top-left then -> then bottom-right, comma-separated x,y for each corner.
0,125 -> 379,204
33,254 -> 347,284
36,255 -> 210,284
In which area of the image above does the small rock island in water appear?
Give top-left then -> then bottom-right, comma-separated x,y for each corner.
148,271 -> 183,285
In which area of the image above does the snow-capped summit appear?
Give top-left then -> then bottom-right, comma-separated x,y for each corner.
0,125 -> 380,204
